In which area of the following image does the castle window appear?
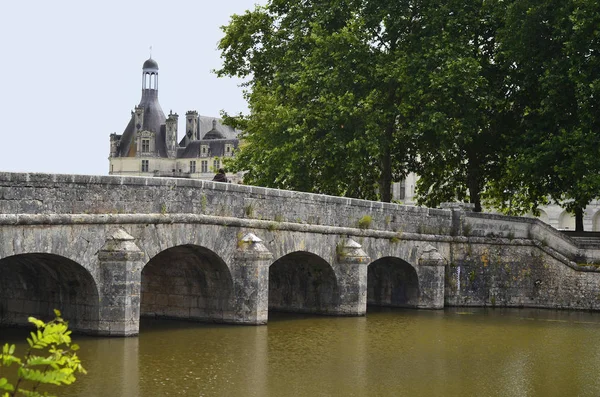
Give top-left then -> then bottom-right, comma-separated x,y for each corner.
190,161 -> 196,173
142,139 -> 150,153
201,160 -> 208,173
201,145 -> 208,157
213,159 -> 220,171
225,144 -> 233,156
141,160 -> 149,172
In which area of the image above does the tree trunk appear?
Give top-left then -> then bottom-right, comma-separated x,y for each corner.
575,207 -> 584,232
379,120 -> 395,203
466,163 -> 482,212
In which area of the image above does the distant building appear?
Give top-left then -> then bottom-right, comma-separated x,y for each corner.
109,58 -> 242,182
393,176 -> 600,231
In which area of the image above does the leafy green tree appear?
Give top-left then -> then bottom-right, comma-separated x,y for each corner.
217,0 -> 431,202
217,0 -> 518,209
0,310 -> 86,397
408,0 -> 515,212
486,0 -> 600,230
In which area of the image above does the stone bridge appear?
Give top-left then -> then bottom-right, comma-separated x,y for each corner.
1,173 -> 600,336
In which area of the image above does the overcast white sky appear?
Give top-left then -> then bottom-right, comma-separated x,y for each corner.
0,0 -> 263,175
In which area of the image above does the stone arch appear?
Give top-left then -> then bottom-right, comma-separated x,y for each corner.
367,257 -> 419,308
0,253 -> 99,333
268,251 -> 339,315
537,209 -> 549,225
558,211 -> 576,230
140,244 -> 234,323
593,211 -> 600,232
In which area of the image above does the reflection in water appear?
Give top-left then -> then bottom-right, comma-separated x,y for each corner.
2,308 -> 600,396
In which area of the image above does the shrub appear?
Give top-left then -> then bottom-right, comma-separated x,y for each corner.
0,310 -> 86,397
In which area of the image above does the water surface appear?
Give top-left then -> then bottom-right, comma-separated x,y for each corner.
2,308 -> 599,396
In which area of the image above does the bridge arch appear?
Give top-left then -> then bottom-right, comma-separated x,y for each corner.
0,253 -> 99,333
268,251 -> 339,315
140,244 -> 234,323
367,257 -> 420,308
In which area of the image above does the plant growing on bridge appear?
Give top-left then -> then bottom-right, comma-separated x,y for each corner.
357,215 -> 372,230
0,310 -> 86,397
244,202 -> 255,218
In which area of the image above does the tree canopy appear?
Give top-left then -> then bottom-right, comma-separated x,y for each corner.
217,0 -> 600,229
485,0 -> 600,230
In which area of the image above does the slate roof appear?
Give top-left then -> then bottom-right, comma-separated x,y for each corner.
178,139 -> 239,158
143,58 -> 159,70
115,89 -> 167,157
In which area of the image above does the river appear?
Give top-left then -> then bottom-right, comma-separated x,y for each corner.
2,307 -> 600,396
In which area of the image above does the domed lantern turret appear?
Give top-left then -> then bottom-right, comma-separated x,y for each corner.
142,58 -> 159,92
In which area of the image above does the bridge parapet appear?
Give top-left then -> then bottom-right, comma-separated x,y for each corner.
0,172 -> 452,236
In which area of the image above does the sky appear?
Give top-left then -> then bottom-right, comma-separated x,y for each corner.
0,0 -> 263,175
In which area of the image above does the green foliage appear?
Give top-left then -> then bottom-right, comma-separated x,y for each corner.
485,0 -> 600,230
217,0 -> 600,226
468,270 -> 476,283
244,202 -> 255,218
357,215 -> 372,230
200,194 -> 208,214
462,223 -> 473,237
411,0 -> 515,212
389,232 -> 402,244
217,0 -> 419,202
160,203 -> 167,215
0,310 -> 86,397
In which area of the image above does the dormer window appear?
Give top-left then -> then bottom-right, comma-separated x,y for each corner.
142,139 -> 150,153
201,145 -> 209,157
225,144 -> 233,156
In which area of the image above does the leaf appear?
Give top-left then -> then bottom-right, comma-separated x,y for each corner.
0,378 -> 14,392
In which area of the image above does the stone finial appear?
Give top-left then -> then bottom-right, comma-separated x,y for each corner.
337,238 -> 370,264
235,233 -> 273,260
418,244 -> 447,267
98,228 -> 143,261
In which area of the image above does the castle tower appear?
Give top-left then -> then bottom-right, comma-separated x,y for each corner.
166,111 -> 179,158
185,110 -> 199,144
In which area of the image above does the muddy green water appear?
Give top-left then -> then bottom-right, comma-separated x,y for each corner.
2,308 -> 600,397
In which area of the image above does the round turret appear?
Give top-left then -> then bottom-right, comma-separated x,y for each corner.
143,58 -> 159,70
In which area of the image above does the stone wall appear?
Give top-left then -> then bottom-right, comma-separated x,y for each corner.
0,172 -> 452,235
446,238 -> 600,310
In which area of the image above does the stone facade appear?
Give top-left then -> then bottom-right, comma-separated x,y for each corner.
395,173 -> 600,231
1,172 -> 600,337
109,58 -> 242,183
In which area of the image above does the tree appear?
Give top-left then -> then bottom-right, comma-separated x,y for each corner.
408,0 -> 516,212
217,0 -> 432,202
217,0 -> 520,209
488,0 -> 600,230
0,310 -> 86,397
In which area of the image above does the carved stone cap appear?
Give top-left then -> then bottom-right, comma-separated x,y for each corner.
419,244 -> 447,267
235,233 -> 273,261
337,238 -> 370,264
98,228 -> 144,261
